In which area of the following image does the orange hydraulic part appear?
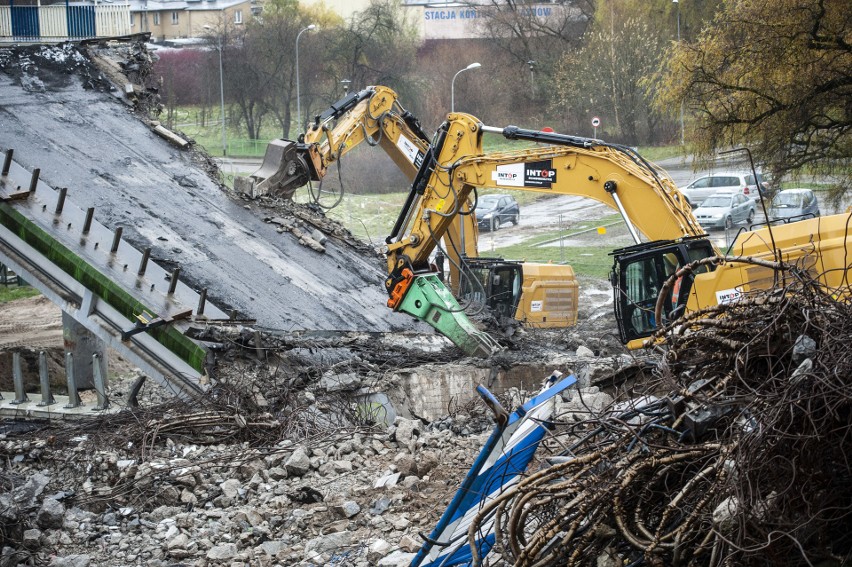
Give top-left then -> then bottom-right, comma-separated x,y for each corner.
386,268 -> 415,310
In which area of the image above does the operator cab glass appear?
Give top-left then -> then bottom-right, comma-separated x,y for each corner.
611,239 -> 716,343
459,259 -> 523,320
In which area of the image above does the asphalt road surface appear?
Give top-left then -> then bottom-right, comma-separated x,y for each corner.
0,44 -> 416,333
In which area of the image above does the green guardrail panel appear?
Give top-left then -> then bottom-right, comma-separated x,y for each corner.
0,204 -> 206,373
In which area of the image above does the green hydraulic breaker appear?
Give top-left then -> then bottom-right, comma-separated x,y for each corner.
396,273 -> 501,357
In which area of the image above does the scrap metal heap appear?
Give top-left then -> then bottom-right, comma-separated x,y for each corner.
460,259 -> 852,566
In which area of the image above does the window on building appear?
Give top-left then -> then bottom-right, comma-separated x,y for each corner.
129,13 -> 134,26
153,12 -> 160,25
171,11 -> 179,24
234,9 -> 243,24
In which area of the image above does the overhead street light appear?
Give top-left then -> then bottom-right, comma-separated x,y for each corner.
296,24 -> 317,134
203,25 -> 227,156
451,62 -> 481,113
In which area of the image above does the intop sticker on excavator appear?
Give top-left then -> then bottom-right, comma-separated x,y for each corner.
493,160 -> 557,188
395,134 -> 425,168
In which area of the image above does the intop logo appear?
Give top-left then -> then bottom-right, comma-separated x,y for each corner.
524,160 -> 557,188
528,168 -> 555,179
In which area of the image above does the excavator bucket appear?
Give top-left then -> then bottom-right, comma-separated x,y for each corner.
234,139 -> 312,199
396,274 -> 501,358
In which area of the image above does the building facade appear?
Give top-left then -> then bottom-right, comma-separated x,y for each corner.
127,0 -> 250,42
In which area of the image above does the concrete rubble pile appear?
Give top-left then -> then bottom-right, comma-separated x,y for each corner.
0,337 -> 639,567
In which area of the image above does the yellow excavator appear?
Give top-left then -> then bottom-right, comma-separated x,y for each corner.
382,112 -> 852,355
236,86 -> 579,330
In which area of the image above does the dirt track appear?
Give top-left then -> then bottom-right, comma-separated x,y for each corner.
0,296 -> 62,351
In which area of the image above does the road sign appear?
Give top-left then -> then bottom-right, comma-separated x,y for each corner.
591,116 -> 601,138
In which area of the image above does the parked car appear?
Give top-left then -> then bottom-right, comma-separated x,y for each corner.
768,189 -> 820,221
476,194 -> 520,231
692,191 -> 756,230
680,171 -> 771,207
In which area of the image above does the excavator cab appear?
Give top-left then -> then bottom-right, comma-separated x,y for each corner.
611,238 -> 716,344
457,258 -> 523,321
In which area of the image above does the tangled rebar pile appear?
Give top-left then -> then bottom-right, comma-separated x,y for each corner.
470,267 -> 852,566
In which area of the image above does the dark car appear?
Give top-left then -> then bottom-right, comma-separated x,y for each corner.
476,194 -> 520,231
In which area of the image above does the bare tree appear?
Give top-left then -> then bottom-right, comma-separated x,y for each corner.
657,0 -> 851,197
327,0 -> 420,101
554,9 -> 666,144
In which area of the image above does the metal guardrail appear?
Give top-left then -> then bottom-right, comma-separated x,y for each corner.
0,148 -> 231,401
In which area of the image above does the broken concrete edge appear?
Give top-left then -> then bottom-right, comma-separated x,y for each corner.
146,121 -> 190,149
264,216 -> 327,253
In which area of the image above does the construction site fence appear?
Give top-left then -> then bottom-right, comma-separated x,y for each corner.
0,3 -> 130,42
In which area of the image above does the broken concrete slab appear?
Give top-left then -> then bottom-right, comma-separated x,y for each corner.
0,43 -> 421,335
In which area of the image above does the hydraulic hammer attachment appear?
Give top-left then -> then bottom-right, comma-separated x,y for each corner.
234,140 -> 323,199
394,273 -> 502,358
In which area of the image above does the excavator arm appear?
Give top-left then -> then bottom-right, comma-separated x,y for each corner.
236,86 -> 430,199
386,112 -> 852,352
384,113 -> 705,289
235,86 -> 479,279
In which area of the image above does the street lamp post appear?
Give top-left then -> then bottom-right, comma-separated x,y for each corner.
451,62 -> 481,113
296,24 -> 316,134
204,25 -> 227,156
673,0 -> 685,145
527,60 -> 536,94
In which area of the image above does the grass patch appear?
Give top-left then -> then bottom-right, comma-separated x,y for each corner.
169,105 -> 282,158
290,188 -> 555,241
484,216 -> 628,279
778,181 -> 835,191
635,145 -> 686,162
294,190 -> 409,243
287,187 -> 625,278
490,242 -> 614,279
0,285 -> 40,304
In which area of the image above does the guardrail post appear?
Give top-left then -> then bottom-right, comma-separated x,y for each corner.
83,207 -> 94,234
2,149 -> 12,176
92,353 -> 109,411
55,187 -> 67,214
29,168 -> 40,193
111,227 -> 123,253
197,288 -> 207,315
37,351 -> 55,406
11,353 -> 28,404
168,268 -> 180,295
64,353 -> 81,409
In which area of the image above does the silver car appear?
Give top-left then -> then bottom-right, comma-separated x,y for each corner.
768,189 -> 820,221
692,191 -> 756,230
680,171 -> 770,207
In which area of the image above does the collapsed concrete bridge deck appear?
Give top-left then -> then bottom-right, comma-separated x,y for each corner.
0,42 -> 428,408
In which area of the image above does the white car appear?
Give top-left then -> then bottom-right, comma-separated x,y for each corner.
680,172 -> 770,207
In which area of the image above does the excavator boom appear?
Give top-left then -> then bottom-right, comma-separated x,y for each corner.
386,113 -> 852,351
